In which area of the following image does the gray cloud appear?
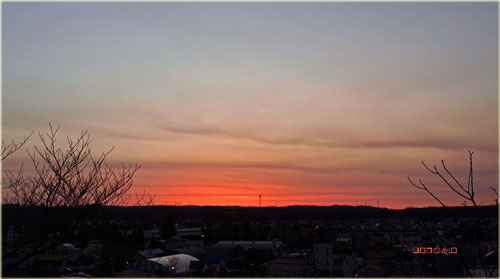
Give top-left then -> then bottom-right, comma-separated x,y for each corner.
140,118 -> 499,153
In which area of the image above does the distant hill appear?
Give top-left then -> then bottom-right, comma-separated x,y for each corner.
5,204 -> 495,222
119,204 -> 499,221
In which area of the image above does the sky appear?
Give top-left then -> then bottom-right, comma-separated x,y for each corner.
2,2 -> 498,209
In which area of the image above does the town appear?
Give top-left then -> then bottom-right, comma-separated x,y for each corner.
3,205 -> 498,277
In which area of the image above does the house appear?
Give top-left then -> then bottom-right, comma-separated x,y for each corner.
203,255 -> 226,275
164,237 -> 205,257
362,250 -> 395,264
166,236 -> 185,250
264,257 -> 314,277
216,240 -> 282,257
314,243 -> 334,275
137,248 -> 166,259
359,250 -> 398,277
314,242 -> 359,276
143,225 -> 161,240
124,259 -> 169,276
204,243 -> 246,271
176,227 -> 202,238
173,240 -> 205,257
148,253 -> 200,275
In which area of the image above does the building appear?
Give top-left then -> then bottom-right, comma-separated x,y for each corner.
314,243 -> 335,275
264,257 -> 314,277
314,242 -> 360,276
148,253 -> 200,275
177,227 -> 202,238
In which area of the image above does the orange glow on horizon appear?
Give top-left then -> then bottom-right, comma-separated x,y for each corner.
129,174 -> 486,210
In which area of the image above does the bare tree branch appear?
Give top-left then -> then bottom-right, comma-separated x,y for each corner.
468,151 -> 475,205
441,160 -> 467,193
2,131 -> 33,160
492,187 -> 498,206
407,177 -> 446,207
409,151 -> 482,207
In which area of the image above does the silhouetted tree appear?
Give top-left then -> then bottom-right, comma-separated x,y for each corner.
3,124 -> 139,207
407,151 -> 491,207
1,124 -> 142,276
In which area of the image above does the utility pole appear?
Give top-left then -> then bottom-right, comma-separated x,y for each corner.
259,195 -> 262,207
